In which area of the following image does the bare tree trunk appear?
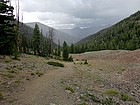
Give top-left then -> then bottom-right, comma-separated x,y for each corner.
48,28 -> 55,55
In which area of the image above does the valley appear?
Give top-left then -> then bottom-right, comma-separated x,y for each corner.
0,50 -> 139,105
0,1 -> 140,105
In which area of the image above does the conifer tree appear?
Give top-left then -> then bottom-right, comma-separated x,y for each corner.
62,41 -> 69,61
57,39 -> 61,57
0,0 -> 17,55
70,43 -> 74,53
32,23 -> 41,55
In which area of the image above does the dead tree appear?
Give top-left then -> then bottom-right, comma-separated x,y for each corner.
48,28 -> 55,55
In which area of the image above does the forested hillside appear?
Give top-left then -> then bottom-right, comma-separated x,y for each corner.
76,11 -> 140,53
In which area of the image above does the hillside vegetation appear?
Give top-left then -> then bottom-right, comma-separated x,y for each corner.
76,11 -> 140,53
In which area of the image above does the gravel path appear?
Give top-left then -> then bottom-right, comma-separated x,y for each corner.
0,50 -> 140,105
10,63 -> 75,105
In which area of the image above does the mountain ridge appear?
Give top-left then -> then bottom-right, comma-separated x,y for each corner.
76,11 -> 140,52
25,22 -> 79,45
59,24 -> 110,40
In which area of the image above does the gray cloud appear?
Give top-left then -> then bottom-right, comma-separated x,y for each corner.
13,0 -> 140,29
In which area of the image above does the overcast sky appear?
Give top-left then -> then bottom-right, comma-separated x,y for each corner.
11,0 -> 140,29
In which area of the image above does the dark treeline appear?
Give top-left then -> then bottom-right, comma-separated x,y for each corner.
0,0 -> 17,56
75,11 -> 140,53
21,24 -> 73,61
21,23 -> 58,57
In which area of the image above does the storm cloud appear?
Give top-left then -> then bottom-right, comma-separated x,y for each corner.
12,0 -> 140,29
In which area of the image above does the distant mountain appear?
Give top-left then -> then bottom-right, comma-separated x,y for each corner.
59,25 -> 110,40
76,11 -> 140,52
20,23 -> 33,38
26,22 -> 79,45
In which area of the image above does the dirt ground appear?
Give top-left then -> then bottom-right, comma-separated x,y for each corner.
0,50 -> 140,105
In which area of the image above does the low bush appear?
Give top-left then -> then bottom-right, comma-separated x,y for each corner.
68,56 -> 73,62
47,61 -> 64,67
89,94 -> 101,103
36,72 -> 44,77
78,103 -> 88,105
3,73 -> 15,78
8,70 -> 16,73
0,91 -> 3,99
102,98 -> 114,105
105,89 -> 119,96
14,80 -> 21,85
31,73 -> 35,75
65,86 -> 75,93
120,93 -> 132,101
84,60 -> 88,64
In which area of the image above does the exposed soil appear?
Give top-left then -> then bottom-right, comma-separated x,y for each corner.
0,50 -> 140,105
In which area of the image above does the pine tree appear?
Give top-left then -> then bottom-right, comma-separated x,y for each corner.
0,0 -> 17,55
70,43 -> 74,54
57,39 -> 61,57
62,41 -> 69,61
32,23 -> 41,55
41,36 -> 48,56
21,35 -> 28,53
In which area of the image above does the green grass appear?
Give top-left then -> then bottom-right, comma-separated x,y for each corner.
47,61 -> 64,67
5,60 -> 12,63
14,80 -> 21,85
89,94 -> 101,103
78,103 -> 88,105
36,71 -> 44,77
65,86 -> 75,93
8,70 -> 16,73
102,97 -> 114,105
84,60 -> 88,64
30,72 -> 44,77
120,93 -> 132,101
2,73 -> 15,78
105,89 -> 119,96
0,91 -> 3,99
80,95 -> 89,101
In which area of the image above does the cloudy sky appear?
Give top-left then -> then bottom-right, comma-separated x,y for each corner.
11,0 -> 140,29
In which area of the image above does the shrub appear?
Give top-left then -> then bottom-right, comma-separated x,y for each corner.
36,72 -> 44,77
120,93 -> 132,101
5,60 -> 12,63
0,91 -> 3,99
3,73 -> 14,78
105,89 -> 119,96
78,103 -> 88,105
14,80 -> 21,85
102,98 -> 114,105
89,94 -> 101,103
47,61 -> 64,67
8,70 -> 16,73
84,60 -> 88,64
68,56 -> 73,62
65,87 -> 75,93
31,73 -> 35,75
80,95 -> 89,101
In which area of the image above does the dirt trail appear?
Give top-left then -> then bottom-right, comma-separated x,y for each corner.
11,62 -> 75,105
0,51 -> 140,105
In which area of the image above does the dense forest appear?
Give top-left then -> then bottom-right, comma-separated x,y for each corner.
75,11 -> 140,53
